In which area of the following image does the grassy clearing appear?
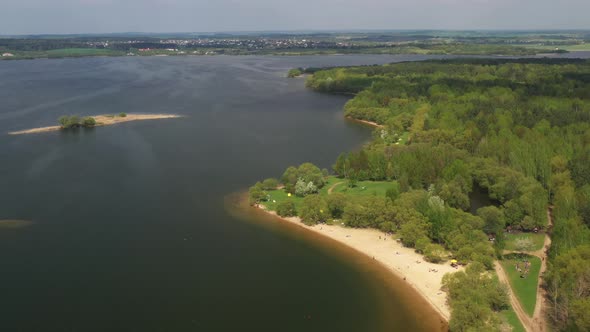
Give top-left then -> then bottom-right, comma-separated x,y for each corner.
263,176 -> 340,212
263,176 -> 397,212
565,43 -> 590,51
331,179 -> 397,197
500,254 -> 541,316
504,232 -> 546,252
399,131 -> 410,144
501,306 -> 526,332
523,43 -> 590,52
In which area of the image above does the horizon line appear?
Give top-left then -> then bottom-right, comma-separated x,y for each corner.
2,28 -> 590,38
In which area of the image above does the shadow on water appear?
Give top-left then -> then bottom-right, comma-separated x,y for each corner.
469,184 -> 501,215
225,191 -> 449,332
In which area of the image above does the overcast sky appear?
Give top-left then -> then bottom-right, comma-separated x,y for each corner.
1,0 -> 589,35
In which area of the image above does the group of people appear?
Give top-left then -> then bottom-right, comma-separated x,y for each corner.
516,260 -> 531,278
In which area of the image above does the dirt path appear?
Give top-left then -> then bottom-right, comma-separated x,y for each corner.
496,208 -> 553,332
531,208 -> 553,331
327,181 -> 344,194
496,261 -> 535,332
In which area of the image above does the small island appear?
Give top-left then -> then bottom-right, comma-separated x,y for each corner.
8,113 -> 182,135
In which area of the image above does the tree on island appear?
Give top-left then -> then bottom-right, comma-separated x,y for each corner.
82,117 -> 96,127
58,115 -> 81,129
58,115 -> 97,129
287,68 -> 303,78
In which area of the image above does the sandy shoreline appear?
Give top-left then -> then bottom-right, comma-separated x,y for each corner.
345,116 -> 384,128
256,204 -> 457,321
7,113 -> 182,135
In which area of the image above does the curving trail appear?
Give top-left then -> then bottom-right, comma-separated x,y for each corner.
496,261 -> 535,332
327,181 -> 344,194
530,208 -> 553,332
496,208 -> 553,332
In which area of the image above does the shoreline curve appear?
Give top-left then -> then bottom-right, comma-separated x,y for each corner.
228,192 -> 457,324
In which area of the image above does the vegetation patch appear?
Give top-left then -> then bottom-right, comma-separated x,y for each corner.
500,254 -> 541,316
287,68 -> 303,78
58,115 -> 96,129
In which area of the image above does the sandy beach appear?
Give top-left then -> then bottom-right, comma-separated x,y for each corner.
7,113 -> 181,135
345,116 -> 384,128
257,205 -> 458,321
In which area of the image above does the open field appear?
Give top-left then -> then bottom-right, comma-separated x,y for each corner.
331,180 -> 397,197
523,43 -> 590,52
263,177 -> 398,212
500,254 -> 542,316
504,232 -> 546,252
263,176 -> 340,211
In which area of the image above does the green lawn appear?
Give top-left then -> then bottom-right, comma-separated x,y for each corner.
504,232 -> 545,252
500,254 -> 541,316
566,43 -> 590,51
331,180 -> 397,197
501,306 -> 526,332
263,176 -> 341,212
399,131 -> 410,144
262,176 -> 397,213
523,43 -> 590,52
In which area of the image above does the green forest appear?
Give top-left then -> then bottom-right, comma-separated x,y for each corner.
251,58 -> 590,331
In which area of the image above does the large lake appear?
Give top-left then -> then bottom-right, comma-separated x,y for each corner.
1,53 -> 587,331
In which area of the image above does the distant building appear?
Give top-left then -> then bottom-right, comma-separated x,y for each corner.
2,53 -> 14,57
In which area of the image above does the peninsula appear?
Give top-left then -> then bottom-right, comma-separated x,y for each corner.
8,113 -> 181,135
246,58 -> 590,331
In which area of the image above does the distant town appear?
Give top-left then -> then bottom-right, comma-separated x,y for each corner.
1,30 -> 589,59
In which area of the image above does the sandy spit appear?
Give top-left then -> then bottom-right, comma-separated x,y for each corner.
7,114 -> 182,135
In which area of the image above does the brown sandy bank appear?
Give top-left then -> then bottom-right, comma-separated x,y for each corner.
226,192 -> 454,329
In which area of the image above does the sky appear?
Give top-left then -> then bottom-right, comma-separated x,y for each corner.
1,0 -> 589,35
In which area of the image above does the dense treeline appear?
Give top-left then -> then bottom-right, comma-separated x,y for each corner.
304,59 -> 590,331
0,38 -> 102,51
442,262 -> 509,332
